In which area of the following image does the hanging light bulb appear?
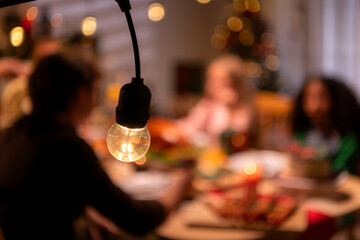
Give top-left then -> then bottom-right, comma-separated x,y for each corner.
106,78 -> 151,162
107,124 -> 150,162
107,0 -> 152,162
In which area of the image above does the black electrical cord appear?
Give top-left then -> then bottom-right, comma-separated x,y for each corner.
0,0 -> 35,8
124,10 -> 141,79
116,0 -> 141,79
114,0 -> 151,129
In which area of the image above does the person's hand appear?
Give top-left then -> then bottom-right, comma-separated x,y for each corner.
158,168 -> 193,215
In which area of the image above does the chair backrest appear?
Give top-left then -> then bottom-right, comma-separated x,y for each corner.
254,90 -> 293,150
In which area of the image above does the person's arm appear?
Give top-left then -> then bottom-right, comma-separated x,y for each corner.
156,169 -> 192,216
84,169 -> 192,238
65,138 -> 190,235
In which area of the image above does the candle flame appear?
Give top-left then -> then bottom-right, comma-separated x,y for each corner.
244,162 -> 257,175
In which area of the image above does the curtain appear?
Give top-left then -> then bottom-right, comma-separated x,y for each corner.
263,0 -> 360,97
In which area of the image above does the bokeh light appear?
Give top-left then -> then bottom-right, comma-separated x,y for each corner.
265,54 -> 280,71
248,0 -> 261,13
26,6 -> 38,21
211,34 -> 227,50
214,24 -> 230,38
50,13 -> 63,28
244,162 -> 257,175
239,29 -> 254,46
148,3 -> 165,22
106,124 -> 150,162
135,156 -> 147,165
105,82 -> 122,101
82,17 -> 97,36
231,133 -> 246,147
233,0 -> 260,13
233,0 -> 247,12
9,26 -> 24,47
197,0 -> 211,4
227,16 -> 243,32
245,59 -> 262,78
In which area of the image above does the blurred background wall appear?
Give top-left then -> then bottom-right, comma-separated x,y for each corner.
262,0 -> 360,98
1,0 -> 360,116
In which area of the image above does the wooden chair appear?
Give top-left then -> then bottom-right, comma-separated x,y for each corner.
254,90 -> 293,150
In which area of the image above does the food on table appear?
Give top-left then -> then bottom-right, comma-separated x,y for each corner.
205,187 -> 297,228
265,195 -> 296,225
244,195 -> 273,222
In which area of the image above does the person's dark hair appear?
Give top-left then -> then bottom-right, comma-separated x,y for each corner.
29,52 -> 100,115
291,76 -> 360,139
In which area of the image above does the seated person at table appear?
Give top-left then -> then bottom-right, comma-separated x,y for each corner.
290,76 -> 360,175
0,53 -> 190,240
0,36 -> 61,130
176,54 -> 256,148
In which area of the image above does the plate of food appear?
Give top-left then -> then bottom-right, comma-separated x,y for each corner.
117,171 -> 174,200
199,187 -> 297,229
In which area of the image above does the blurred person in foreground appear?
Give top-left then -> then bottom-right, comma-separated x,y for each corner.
0,53 -> 190,240
176,54 -> 256,148
290,76 -> 360,175
0,36 -> 61,129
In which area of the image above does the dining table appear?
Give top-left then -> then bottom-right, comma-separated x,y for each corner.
156,174 -> 360,240
154,150 -> 360,240
101,149 -> 360,240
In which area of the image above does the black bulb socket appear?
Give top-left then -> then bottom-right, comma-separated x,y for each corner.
116,77 -> 151,129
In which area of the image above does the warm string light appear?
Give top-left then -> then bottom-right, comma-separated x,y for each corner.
239,29 -> 254,46
197,0 -> 211,4
227,16 -> 243,32
233,0 -> 260,13
214,24 -> 230,38
211,34 -> 226,50
210,0 -> 264,50
26,6 -> 38,21
242,161 -> 262,182
107,124 -> 150,162
10,26 -> 24,47
135,156 -> 147,165
265,54 -> 280,71
82,17 -> 97,36
245,59 -> 262,78
50,13 -> 63,28
106,0 -> 152,163
105,82 -> 122,102
148,3 -> 165,22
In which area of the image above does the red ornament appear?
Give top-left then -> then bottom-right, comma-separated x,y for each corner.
21,18 -> 32,33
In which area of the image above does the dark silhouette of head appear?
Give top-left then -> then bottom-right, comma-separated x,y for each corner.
29,52 -> 100,117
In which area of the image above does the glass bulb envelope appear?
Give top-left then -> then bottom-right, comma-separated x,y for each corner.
106,123 -> 150,162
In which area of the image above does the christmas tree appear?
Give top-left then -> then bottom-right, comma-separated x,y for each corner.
211,0 -> 280,91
